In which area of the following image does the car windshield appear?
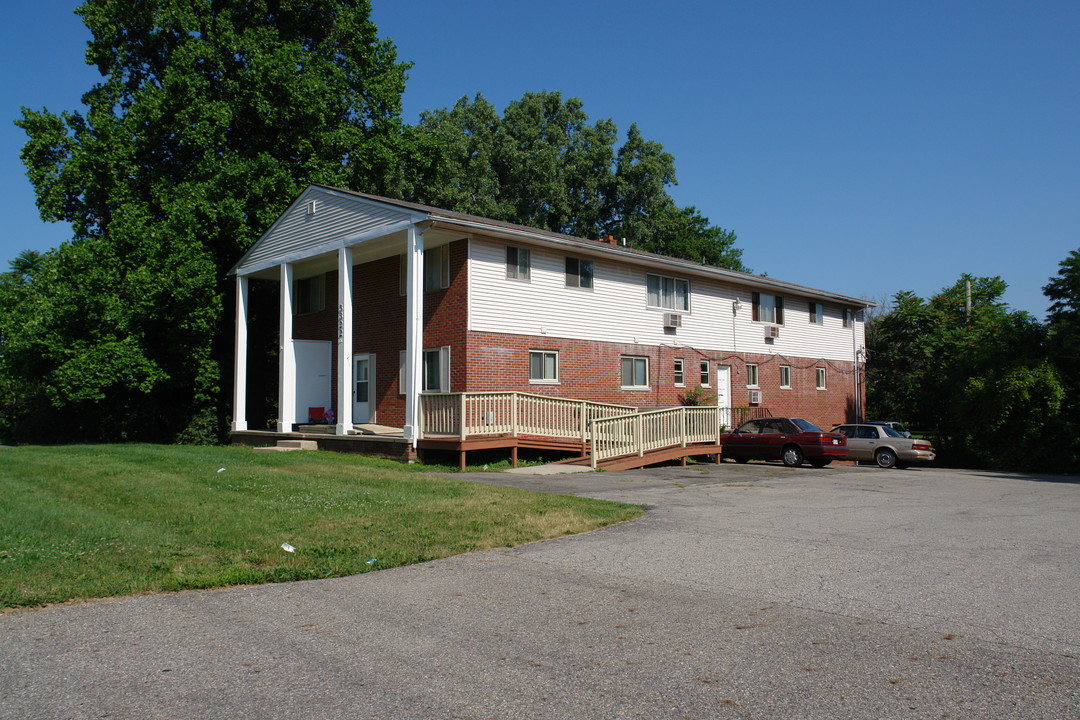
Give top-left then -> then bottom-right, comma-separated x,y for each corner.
790,418 -> 822,432
882,426 -> 904,438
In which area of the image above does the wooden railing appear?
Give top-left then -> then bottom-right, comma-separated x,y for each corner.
419,392 -> 636,442
589,406 -> 726,468
420,392 -> 771,469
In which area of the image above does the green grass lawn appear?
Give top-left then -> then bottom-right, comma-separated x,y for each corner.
0,444 -> 642,609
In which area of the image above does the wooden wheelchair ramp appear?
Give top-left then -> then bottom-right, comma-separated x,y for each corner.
418,393 -> 739,471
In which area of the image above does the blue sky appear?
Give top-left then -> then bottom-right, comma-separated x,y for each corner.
1,1 -> 1076,317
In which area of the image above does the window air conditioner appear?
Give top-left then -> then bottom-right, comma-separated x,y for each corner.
765,326 -> 780,339
663,313 -> 682,328
748,390 -> 762,405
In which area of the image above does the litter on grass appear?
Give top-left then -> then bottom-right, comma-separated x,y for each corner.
366,558 -> 377,565
281,543 -> 295,553
217,467 -> 226,473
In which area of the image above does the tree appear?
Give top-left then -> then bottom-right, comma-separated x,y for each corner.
409,92 -> 748,271
1042,248 -> 1080,469
7,0 -> 409,442
866,275 -> 1062,469
1044,249 -> 1080,378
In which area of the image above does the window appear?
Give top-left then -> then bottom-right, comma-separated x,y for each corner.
700,360 -> 710,386
620,356 -> 649,389
752,292 -> 784,324
529,350 -> 558,383
506,246 -> 530,281
646,273 -> 690,312
425,245 -> 450,291
843,308 -> 854,328
674,358 -> 685,386
399,347 -> 451,394
746,363 -> 759,387
565,257 -> 593,289
399,245 -> 451,294
809,302 -> 823,324
779,365 -> 791,389
295,275 -> 325,314
816,367 -> 827,390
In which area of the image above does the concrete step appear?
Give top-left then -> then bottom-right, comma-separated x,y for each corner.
278,440 -> 318,450
253,439 -> 319,452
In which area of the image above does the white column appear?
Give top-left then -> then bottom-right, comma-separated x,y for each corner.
403,225 -> 425,445
278,263 -> 296,433
336,247 -> 354,435
231,275 -> 249,431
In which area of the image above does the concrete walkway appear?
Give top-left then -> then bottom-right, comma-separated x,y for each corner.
2,463 -> 1077,719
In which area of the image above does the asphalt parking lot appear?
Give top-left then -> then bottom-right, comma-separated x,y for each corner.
2,462 -> 1077,719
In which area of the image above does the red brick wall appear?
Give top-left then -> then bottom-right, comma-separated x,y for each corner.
353,240 -> 469,427
465,332 -> 863,430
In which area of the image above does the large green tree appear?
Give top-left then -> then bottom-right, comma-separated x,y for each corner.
866,275 -> 1064,469
409,92 -> 747,271
6,0 -> 409,442
1042,248 -> 1080,468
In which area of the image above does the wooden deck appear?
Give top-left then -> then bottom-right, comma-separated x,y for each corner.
231,394 -> 765,471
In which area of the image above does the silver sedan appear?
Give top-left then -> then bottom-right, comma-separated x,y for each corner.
830,423 -> 936,468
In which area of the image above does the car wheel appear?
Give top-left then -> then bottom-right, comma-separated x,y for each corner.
809,458 -> 831,468
875,448 -> 898,468
782,445 -> 803,467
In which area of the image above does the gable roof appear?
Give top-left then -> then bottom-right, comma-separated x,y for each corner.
232,184 -> 874,309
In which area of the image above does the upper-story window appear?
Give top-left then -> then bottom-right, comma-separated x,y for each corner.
646,274 -> 689,312
843,308 -> 855,328
399,244 -> 451,295
295,275 -> 325,314
565,257 -> 594,289
809,302 -> 823,324
752,291 -> 784,324
506,246 -> 531,281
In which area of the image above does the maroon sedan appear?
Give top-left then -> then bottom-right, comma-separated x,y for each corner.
722,418 -> 847,468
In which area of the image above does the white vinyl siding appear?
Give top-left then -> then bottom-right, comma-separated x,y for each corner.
468,237 -> 863,363
235,186 -> 420,275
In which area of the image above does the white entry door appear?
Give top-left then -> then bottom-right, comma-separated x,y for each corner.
716,364 -> 732,430
353,354 -> 374,424
294,340 -> 332,425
